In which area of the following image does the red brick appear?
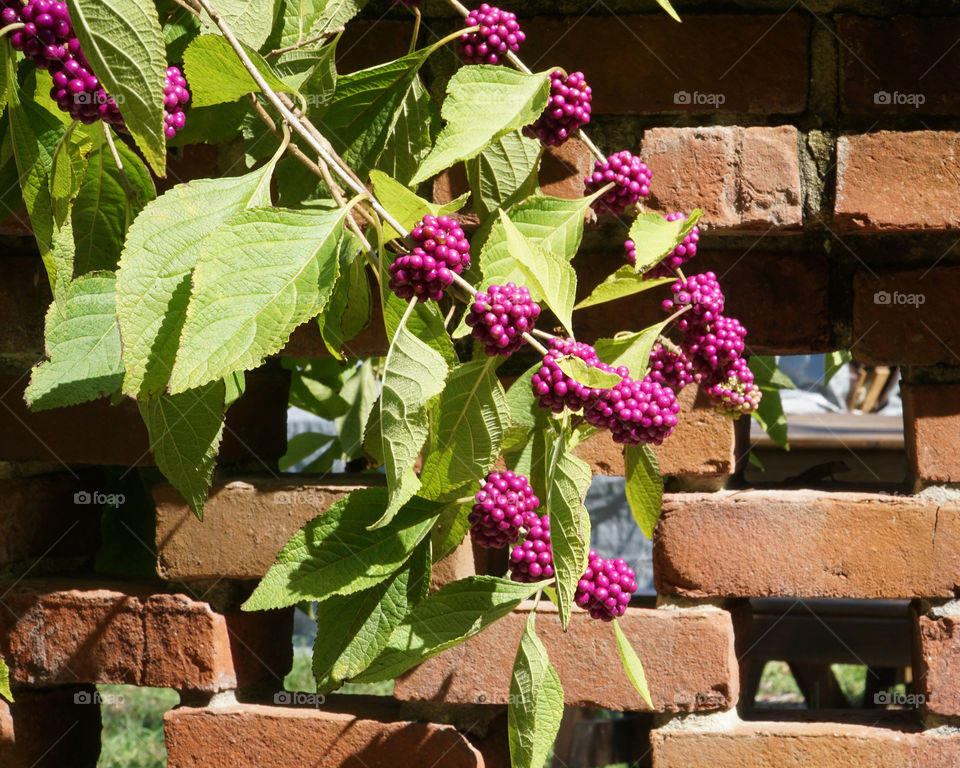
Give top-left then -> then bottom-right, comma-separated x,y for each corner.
838,16 -> 960,115
916,613 -> 960,717
654,490 -> 960,599
651,720 -> 960,768
0,475 -> 99,566
0,580 -> 292,692
336,20 -> 412,74
0,685 -> 102,767
164,704 -> 483,768
904,384 -> 960,484
396,601 -> 738,713
573,386 -> 737,478
835,131 -> 960,232
641,126 -> 802,231
852,266 -> 960,366
520,15 -> 809,115
0,365 -> 288,466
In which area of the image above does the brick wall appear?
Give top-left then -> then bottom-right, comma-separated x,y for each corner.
3,1 -> 960,766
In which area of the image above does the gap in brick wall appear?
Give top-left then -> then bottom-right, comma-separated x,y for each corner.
94,685 -> 178,768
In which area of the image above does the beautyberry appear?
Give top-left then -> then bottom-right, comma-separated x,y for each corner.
509,514 -> 554,583
585,151 -> 651,216
531,337 -> 627,414
524,70 -> 591,148
663,271 -> 724,331
466,282 -> 541,356
388,215 -> 470,302
702,356 -> 762,416
458,4 -> 524,65
584,374 -> 680,446
469,471 -> 540,549
647,342 -> 698,393
640,212 -> 700,278
575,550 -> 637,621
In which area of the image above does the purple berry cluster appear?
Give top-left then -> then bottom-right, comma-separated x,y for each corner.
585,151 -> 652,216
647,342 -> 698,393
634,212 -> 700,278
509,514 -> 554,583
469,471 -> 540,549
702,357 -> 762,416
575,550 -> 638,621
662,271 -> 725,331
458,4 -> 524,65
466,283 -> 540,356
388,215 -> 471,302
584,375 -> 680,446
685,314 -> 746,372
524,70 -> 592,148
531,338 -> 627,413
4,0 -> 189,135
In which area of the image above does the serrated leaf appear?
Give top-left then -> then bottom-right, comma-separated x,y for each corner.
556,356 -> 623,390
275,37 -> 338,95
49,123 -> 92,229
377,76 -> 438,186
594,320 -> 673,380
575,269 -> 672,311
500,211 -> 576,335
25,273 -> 124,411
467,130 -> 542,219
420,359 -> 508,499
546,434 -> 592,629
627,210 -> 701,275
67,0 -> 167,175
613,618 -> 653,707
139,380 -> 226,519
0,657 -> 11,702
509,613 -> 564,768
350,576 -> 548,683
624,444 -> 663,539
824,349 -> 851,386
317,234 -> 371,359
184,34 -> 296,108
117,160 -> 277,399
412,66 -> 551,184
73,127 -> 155,275
169,206 -> 347,393
370,169 -> 468,241
334,359 -> 378,458
201,0 -> 275,49
431,497 -> 474,562
377,309 -> 449,525
244,487 -> 440,611
308,0 -> 372,37
314,540 -> 429,692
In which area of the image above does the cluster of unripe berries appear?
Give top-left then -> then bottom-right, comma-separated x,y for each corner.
3,0 -> 189,135
388,215 -> 471,302
468,471 -> 637,620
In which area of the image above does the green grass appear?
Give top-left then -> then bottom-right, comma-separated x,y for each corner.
285,645 -> 395,697
97,685 -> 179,768
755,661 -> 869,708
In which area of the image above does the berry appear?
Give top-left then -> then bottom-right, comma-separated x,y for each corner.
641,212 -> 700,278
531,337 -> 627,414
584,375 -> 680,446
162,66 -> 190,138
524,70 -> 591,147
509,514 -> 554,583
647,342 -> 697,392
469,471 -> 541,549
466,282 -> 541,356
388,215 -> 471,302
575,550 -> 637,621
702,357 -> 762,416
662,271 -> 724,331
585,151 -> 652,216
684,314 -> 747,375
458,4 -> 524,65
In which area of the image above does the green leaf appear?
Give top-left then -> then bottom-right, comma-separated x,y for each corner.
412,66 -> 551,184
184,34 -> 296,108
169,207 -> 347,393
508,613 -> 564,768
613,618 -> 653,708
626,210 -> 701,275
377,307 -> 449,525
139,380 -> 226,520
379,262 -> 457,366
750,355 -> 797,391
308,0 -> 372,37
275,37 -> 338,94
313,540 -> 429,692
594,321 -> 673,380
556,356 -> 623,390
201,0 -> 275,49
67,0 -> 167,174
25,273 -> 123,411
244,487 -> 440,611
655,0 -> 682,22
624,444 -> 663,539
316,231 -> 368,359
431,497 -> 474,562
73,127 -> 155,275
467,130 -> 542,219
163,4 -> 201,61
116,159 -> 277,399
420,359 -> 508,499
334,360 -> 378,458
351,576 -> 548,683
370,169 -> 468,241
824,349 -> 851,386
751,386 -> 788,450
0,657 -> 11,702
575,269 -> 672,311
546,434 -> 592,629
279,431 -> 334,471
377,76 -> 438,186
49,123 -> 92,230
500,211 -> 576,335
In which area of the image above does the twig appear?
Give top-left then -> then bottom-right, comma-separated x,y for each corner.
531,328 -> 558,342
0,22 -> 24,37
102,123 -> 140,218
265,33 -> 327,60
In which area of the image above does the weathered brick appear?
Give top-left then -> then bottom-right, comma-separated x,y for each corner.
654,490 -> 960,599
903,384 -> 960,485
164,704 -> 483,768
396,602 -> 738,712
835,131 -> 960,232
852,266 -> 960,366
916,613 -> 960,717
0,580 -> 292,692
0,685 -> 102,768
520,15 -> 809,115
430,537 -> 476,592
0,366 -> 288,466
651,720 -> 960,767
573,386 -> 736,478
641,126 -> 802,231
838,16 -> 960,115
